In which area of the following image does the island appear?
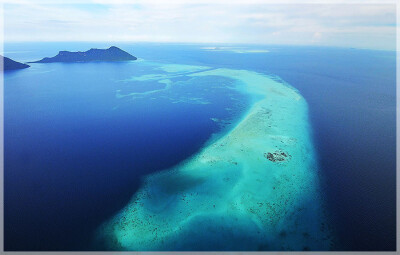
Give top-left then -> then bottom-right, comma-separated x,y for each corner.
2,55 -> 30,71
30,46 -> 137,63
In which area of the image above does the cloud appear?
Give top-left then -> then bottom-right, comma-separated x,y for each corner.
3,2 -> 397,50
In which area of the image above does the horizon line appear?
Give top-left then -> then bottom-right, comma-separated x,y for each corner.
2,41 -> 396,52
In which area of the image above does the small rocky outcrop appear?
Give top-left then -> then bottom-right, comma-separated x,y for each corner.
264,150 -> 291,162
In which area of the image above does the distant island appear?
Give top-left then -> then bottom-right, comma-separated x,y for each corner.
30,46 -> 137,63
2,56 -> 30,71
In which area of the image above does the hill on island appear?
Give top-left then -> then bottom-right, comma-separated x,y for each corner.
2,56 -> 30,71
30,46 -> 137,63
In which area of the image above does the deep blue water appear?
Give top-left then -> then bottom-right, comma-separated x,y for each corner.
4,42 -> 396,251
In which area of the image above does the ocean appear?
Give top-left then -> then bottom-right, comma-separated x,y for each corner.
3,42 -> 396,251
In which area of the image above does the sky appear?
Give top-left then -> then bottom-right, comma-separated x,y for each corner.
2,0 -> 397,50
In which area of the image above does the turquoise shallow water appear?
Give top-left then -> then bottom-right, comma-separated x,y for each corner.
96,62 -> 332,251
5,43 -> 394,251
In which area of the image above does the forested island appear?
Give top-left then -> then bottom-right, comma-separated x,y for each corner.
30,46 -> 137,63
2,56 -> 30,71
